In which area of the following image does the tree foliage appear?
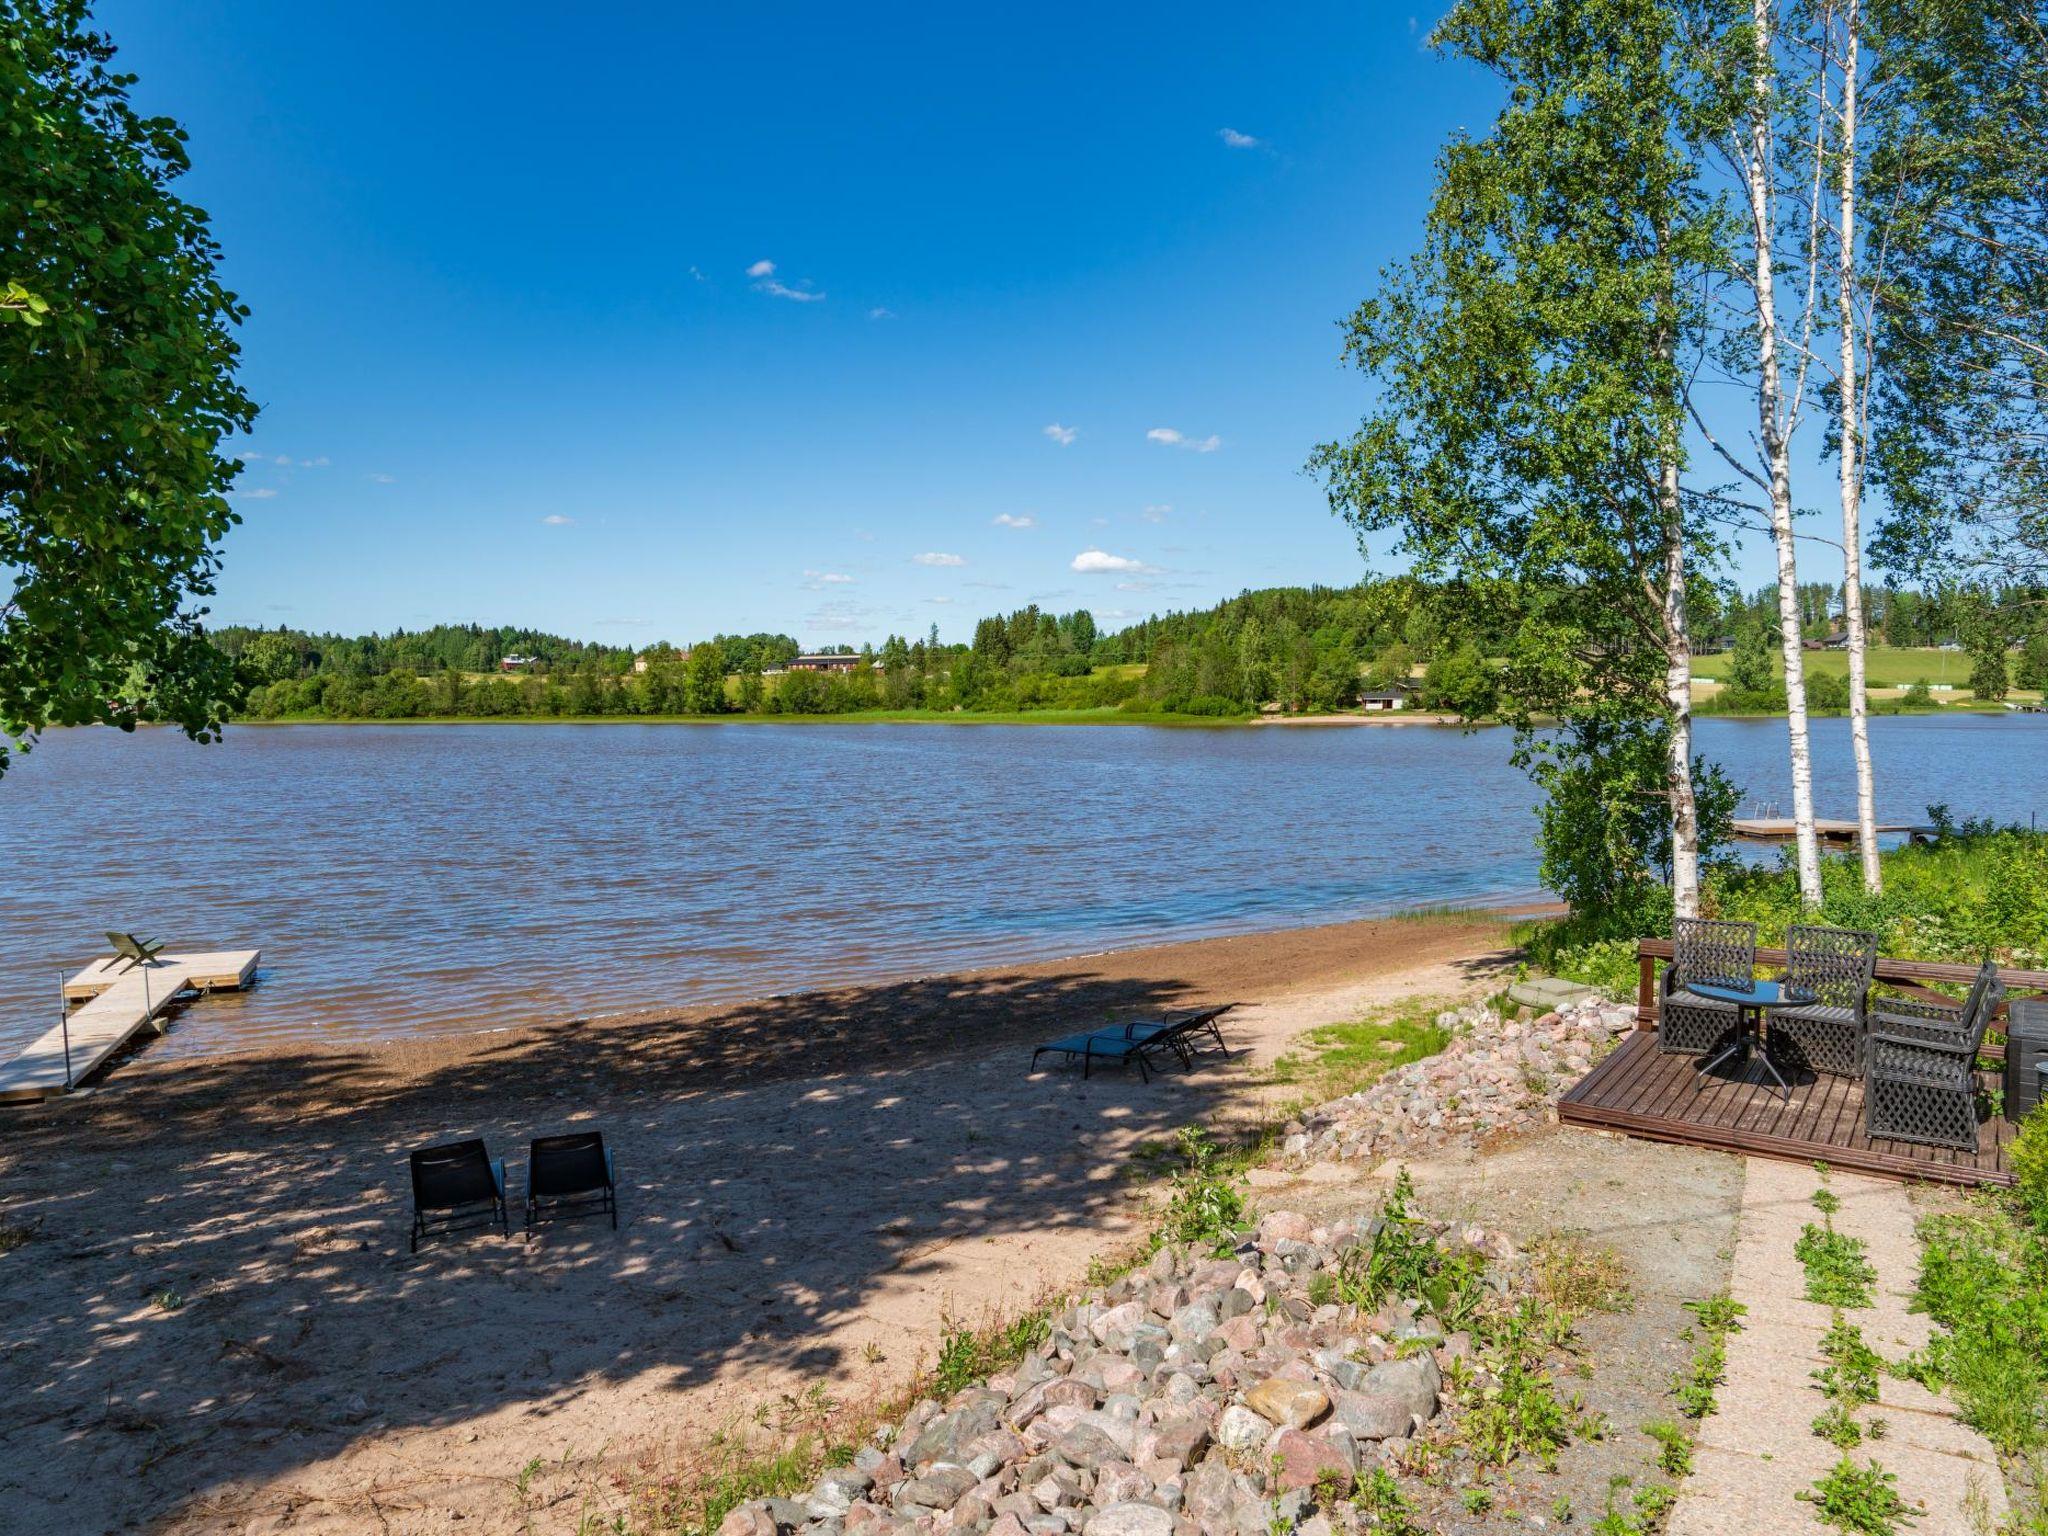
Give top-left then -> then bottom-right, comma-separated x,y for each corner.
0,1 -> 256,775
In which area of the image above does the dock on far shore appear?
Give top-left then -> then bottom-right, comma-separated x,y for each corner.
1732,816 -> 1938,847
0,949 -> 260,1104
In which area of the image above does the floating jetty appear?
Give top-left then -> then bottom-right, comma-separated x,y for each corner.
1732,817 -> 1937,847
0,949 -> 259,1104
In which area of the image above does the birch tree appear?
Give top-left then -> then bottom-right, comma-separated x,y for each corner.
1868,0 -> 2048,591
1315,0 -> 1735,925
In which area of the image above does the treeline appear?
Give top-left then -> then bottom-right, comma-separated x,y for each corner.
217,576 -> 2046,724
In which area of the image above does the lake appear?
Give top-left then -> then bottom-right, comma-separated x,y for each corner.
5,713 -> 2044,1060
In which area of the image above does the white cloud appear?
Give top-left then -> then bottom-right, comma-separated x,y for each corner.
1219,128 -> 1262,149
1071,548 -> 1149,574
541,513 -> 576,526
913,551 -> 966,567
803,570 -> 855,589
308,455 -> 331,467
1147,427 -> 1221,453
924,596 -> 953,605
992,513 -> 1036,529
748,259 -> 824,302
274,454 -> 293,466
231,487 -> 278,500
1042,423 -> 1078,446
689,264 -> 708,282
868,306 -> 896,320
1141,503 -> 1171,523
808,599 -> 874,632
365,472 -> 396,484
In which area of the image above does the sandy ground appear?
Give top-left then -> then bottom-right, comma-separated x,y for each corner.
0,914 -> 1515,1534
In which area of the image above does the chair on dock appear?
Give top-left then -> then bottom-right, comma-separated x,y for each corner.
524,1131 -> 618,1240
409,1139 -> 509,1251
104,931 -> 166,974
1764,924 -> 1880,1078
1657,918 -> 1758,1056
1865,959 -> 2003,1151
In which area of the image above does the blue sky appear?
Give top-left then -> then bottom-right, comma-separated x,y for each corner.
103,2 -> 1802,648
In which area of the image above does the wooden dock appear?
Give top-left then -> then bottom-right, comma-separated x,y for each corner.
0,949 -> 259,1104
1732,816 -> 1937,846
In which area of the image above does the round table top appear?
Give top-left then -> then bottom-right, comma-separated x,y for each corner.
1689,979 -> 1814,1007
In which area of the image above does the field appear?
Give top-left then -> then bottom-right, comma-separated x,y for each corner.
1692,644 -> 2040,705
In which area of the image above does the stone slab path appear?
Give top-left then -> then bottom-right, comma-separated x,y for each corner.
1667,1156 -> 2005,1536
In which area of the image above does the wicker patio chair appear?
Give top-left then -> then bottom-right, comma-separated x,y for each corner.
1865,959 -> 2003,1151
1657,917 -> 1759,1056
1763,924 -> 1880,1078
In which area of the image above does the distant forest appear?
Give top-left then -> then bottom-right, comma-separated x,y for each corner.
214,578 -> 2046,722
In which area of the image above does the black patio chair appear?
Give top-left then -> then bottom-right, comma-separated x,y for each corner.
1764,924 -> 1880,1078
105,931 -> 166,974
525,1131 -> 618,1240
409,1138 -> 508,1251
1865,959 -> 2004,1151
1657,918 -> 1758,1056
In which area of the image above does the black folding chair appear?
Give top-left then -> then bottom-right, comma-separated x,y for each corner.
409,1139 -> 508,1251
525,1132 -> 618,1240
105,931 -> 166,974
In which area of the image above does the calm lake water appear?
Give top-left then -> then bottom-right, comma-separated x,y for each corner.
5,714 -> 2044,1060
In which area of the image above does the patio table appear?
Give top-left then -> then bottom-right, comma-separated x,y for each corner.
1687,979 -> 1812,1104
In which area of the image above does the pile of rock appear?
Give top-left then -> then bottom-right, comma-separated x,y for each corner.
1282,997 -> 1634,1167
720,1207 -> 1524,1536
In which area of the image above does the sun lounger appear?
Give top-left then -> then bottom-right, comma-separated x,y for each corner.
104,930 -> 166,974
524,1131 -> 618,1240
409,1138 -> 509,1251
1121,1005 -> 1235,1061
1030,1006 -> 1235,1082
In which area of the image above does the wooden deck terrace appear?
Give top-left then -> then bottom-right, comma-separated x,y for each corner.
1556,940 -> 2048,1188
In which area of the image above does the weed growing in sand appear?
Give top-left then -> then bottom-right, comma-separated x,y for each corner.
1154,1126 -> 1248,1256
1592,1475 -> 1677,1535
1460,1485 -> 1494,1513
1533,1234 -> 1635,1315
1643,1419 -> 1692,1477
0,1217 -> 38,1254
1814,1187 -> 1843,1216
1813,1315 -> 1884,1410
1338,1168 -> 1487,1328
1455,1299 -> 1589,1471
150,1289 -> 184,1312
1798,1223 -> 1879,1309
1800,1455 -> 1921,1535
1672,1293 -> 1746,1419
513,1456 -> 543,1504
1354,1467 -> 1424,1536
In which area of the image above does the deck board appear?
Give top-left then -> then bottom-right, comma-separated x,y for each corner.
1559,1030 -> 2013,1188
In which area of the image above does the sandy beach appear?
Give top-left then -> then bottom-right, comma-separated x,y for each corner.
0,912 -> 1518,1534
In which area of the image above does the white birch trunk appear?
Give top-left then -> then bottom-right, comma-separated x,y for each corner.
1835,0 -> 1882,892
1747,0 -> 1824,905
1662,451 -> 1701,918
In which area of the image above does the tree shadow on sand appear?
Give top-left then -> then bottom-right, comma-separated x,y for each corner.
0,951 -> 1509,1529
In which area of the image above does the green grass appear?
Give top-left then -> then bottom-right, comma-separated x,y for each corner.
1797,1224 -> 1879,1309
1693,644 -> 2035,693
1270,1000 -> 1454,1106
